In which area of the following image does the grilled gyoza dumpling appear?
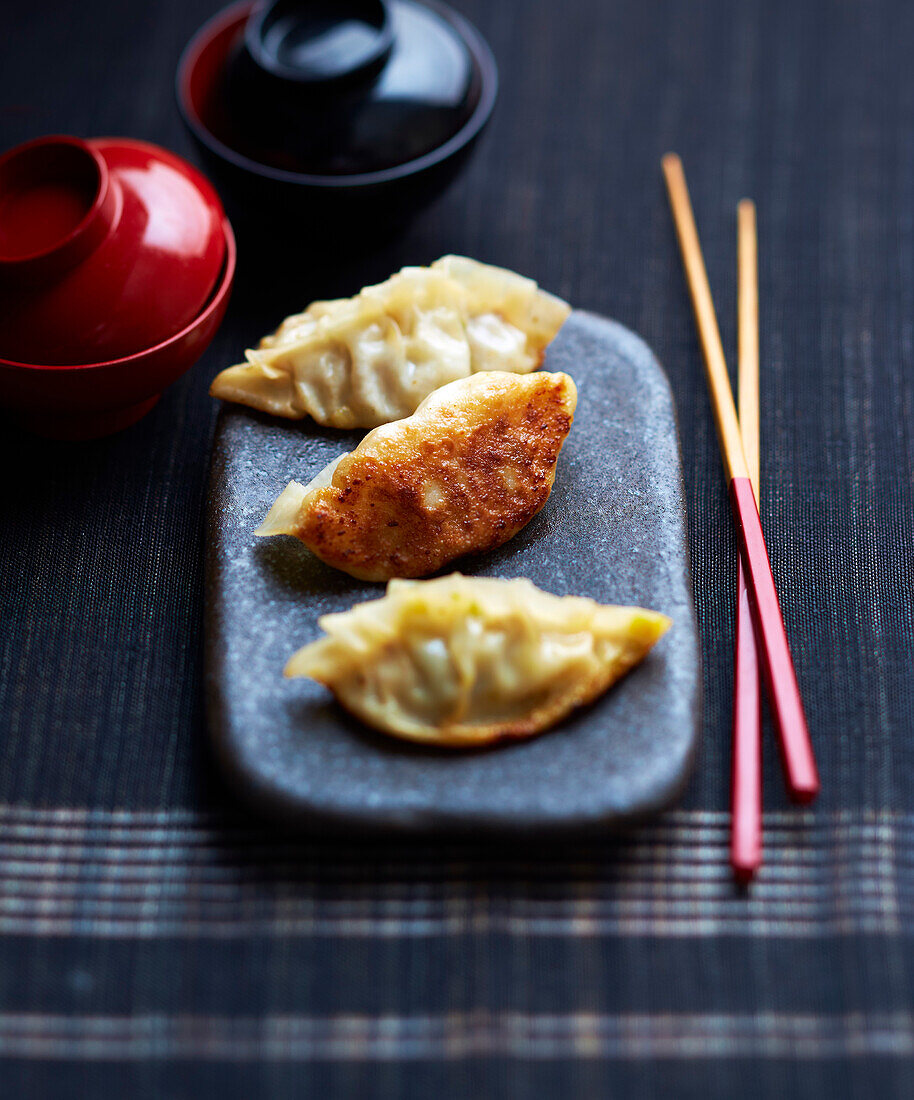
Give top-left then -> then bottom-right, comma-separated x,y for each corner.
285,575 -> 671,746
210,256 -> 571,428
255,370 -> 577,581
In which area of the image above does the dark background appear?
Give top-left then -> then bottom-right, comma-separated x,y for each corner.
2,0 -> 913,1096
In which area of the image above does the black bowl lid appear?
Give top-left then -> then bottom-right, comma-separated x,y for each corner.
227,0 -> 481,176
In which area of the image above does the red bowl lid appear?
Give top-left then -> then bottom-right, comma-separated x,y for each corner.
0,135 -> 227,366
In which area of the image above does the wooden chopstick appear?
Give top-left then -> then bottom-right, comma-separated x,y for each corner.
731,199 -> 762,882
738,201 -> 760,496
660,157 -> 748,482
661,154 -> 819,804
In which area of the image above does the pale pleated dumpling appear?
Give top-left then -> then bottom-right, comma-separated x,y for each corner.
210,256 -> 571,428
285,575 -> 672,746
256,370 -> 577,581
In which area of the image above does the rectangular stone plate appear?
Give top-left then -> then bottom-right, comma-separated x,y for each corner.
205,312 -> 701,832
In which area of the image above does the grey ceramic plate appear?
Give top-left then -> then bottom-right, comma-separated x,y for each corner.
205,311 -> 700,832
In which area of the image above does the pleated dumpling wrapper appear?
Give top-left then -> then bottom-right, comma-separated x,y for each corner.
256,370 -> 577,581
285,575 -> 672,746
210,255 -> 571,428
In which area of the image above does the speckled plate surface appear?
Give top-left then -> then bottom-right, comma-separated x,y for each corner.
205,311 -> 700,832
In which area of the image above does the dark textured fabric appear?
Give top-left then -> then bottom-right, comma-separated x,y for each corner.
1,0 -> 913,1096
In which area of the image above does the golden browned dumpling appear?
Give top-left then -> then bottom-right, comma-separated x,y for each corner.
285,575 -> 672,746
255,370 -> 577,581
210,256 -> 571,428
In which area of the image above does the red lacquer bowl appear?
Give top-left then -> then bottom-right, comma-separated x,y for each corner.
0,135 -> 236,438
0,135 -> 226,364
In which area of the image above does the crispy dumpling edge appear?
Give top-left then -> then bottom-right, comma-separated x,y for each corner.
252,370 -> 578,580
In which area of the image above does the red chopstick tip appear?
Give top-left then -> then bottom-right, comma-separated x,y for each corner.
731,570 -> 762,882
728,478 -> 820,803
731,860 -> 759,885
782,744 -> 820,804
730,827 -> 762,883
790,781 -> 820,806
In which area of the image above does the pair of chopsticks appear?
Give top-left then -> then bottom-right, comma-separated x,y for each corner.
661,154 -> 819,882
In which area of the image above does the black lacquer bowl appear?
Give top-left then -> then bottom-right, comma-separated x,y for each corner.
176,0 -> 497,240
205,312 -> 701,833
